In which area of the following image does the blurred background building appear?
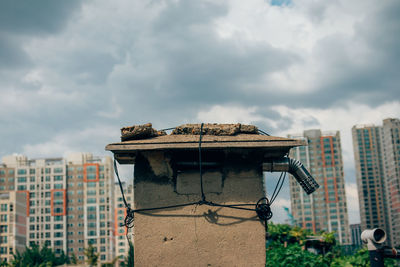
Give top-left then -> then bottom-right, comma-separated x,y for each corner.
289,129 -> 351,244
0,153 -> 129,265
114,182 -> 133,265
0,191 -> 27,263
352,118 -> 400,246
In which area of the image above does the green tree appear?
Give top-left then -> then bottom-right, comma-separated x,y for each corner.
70,252 -> 78,265
84,243 -> 99,267
0,259 -> 8,267
267,224 -> 400,267
266,241 -> 331,267
101,256 -> 119,267
267,223 -> 312,245
330,248 -> 398,267
10,243 -> 68,267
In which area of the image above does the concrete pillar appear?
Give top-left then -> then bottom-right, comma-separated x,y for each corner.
133,151 -> 266,267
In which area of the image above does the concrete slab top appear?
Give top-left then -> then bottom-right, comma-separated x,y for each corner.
106,134 -> 306,164
106,134 -> 305,151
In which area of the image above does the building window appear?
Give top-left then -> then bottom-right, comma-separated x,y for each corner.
87,198 -> 96,204
54,168 -> 63,174
17,169 -> 27,175
17,185 -> 27,190
88,231 -> 96,236
54,184 -> 63,189
0,247 -> 8,254
54,232 -> 63,238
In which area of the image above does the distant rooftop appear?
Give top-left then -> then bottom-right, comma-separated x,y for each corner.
353,124 -> 376,129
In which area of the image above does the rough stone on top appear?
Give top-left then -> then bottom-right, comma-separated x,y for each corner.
120,123 -> 166,141
171,123 -> 258,136
120,123 -> 259,141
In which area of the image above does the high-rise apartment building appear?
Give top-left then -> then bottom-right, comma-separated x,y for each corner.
351,124 -> 389,241
382,118 -> 400,246
0,153 -> 115,264
114,182 -> 133,264
0,191 -> 27,263
352,118 -> 400,246
289,129 -> 351,244
65,153 -> 115,262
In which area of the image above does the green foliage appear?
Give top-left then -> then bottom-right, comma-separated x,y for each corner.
321,232 -> 336,245
70,253 -> 78,265
101,256 -> 119,267
268,223 -> 311,244
10,244 -> 68,267
330,248 -> 398,267
266,241 -> 331,267
266,223 -> 332,267
267,224 -> 400,267
84,243 -> 99,267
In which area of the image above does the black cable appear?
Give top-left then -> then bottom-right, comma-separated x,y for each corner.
114,159 -> 130,209
133,202 -> 201,212
258,129 -> 270,136
210,202 -> 256,212
199,123 -> 206,202
269,172 -> 284,203
270,172 -> 287,204
255,197 -> 273,221
159,127 -> 176,132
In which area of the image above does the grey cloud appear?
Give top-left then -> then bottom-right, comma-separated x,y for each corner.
1,0 -> 399,162
0,1 -> 82,74
153,1 -> 227,32
302,0 -> 400,107
109,1 -> 300,124
53,50 -> 118,85
0,36 -> 31,69
0,0 -> 81,35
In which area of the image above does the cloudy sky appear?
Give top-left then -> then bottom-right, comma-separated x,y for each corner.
1,0 -> 399,224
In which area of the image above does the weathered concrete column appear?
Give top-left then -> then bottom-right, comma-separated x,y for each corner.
106,124 -> 304,267
133,151 -> 265,267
